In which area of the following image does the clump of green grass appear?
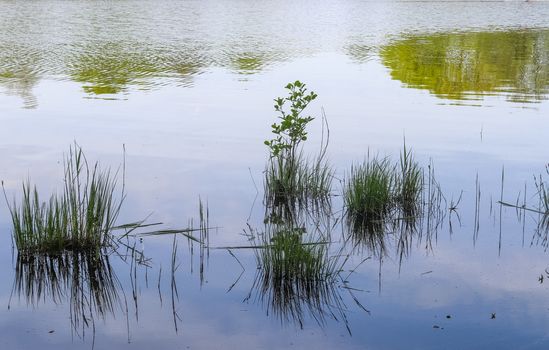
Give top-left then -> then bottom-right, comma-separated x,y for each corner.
265,151 -> 332,214
343,145 -> 427,247
3,144 -> 123,254
344,156 -> 394,233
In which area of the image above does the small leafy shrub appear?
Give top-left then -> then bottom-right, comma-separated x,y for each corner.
264,81 -> 332,212
264,80 -> 318,159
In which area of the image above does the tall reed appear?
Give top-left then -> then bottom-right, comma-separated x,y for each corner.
536,165 -> 549,230
395,144 -> 423,216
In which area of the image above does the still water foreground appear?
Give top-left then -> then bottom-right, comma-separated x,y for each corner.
1,1 -> 549,349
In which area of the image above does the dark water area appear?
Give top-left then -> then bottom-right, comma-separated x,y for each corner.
1,1 -> 549,349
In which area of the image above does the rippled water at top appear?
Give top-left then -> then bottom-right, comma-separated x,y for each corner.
1,1 -> 549,106
1,1 -> 549,349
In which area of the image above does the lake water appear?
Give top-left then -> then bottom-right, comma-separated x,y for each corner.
1,1 -> 549,349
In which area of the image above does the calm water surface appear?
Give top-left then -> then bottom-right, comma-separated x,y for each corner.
1,1 -> 549,349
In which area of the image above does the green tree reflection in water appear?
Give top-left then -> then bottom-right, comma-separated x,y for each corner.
230,53 -> 266,75
380,30 -> 549,103
227,51 -> 283,75
68,43 -> 204,96
68,44 -> 284,97
0,44 -> 41,109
